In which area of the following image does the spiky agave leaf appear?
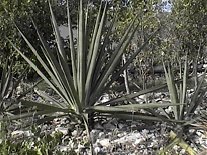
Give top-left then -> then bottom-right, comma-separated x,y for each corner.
86,102 -> 183,113
163,62 -> 180,120
158,131 -> 196,155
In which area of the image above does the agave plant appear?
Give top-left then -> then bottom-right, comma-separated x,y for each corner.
156,56 -> 207,155
8,0 -> 182,153
163,56 -> 207,121
0,58 -> 27,116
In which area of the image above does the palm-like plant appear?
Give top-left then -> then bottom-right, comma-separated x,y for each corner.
9,0 -> 162,121
8,0 -> 180,153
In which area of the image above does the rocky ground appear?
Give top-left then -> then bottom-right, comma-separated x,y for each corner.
6,82 -> 207,155
8,114 -> 207,154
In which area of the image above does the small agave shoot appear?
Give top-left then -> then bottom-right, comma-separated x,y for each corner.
8,0 -> 177,153
160,56 -> 207,154
0,58 -> 32,118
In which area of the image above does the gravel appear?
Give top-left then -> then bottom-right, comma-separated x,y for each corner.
4,82 -> 207,154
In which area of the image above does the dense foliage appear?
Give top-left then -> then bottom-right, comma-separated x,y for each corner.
0,0 -> 68,73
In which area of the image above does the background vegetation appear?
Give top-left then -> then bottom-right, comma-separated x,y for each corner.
0,0 -> 206,154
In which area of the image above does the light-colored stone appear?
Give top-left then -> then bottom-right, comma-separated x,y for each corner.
55,127 -> 68,135
94,146 -> 101,154
97,138 -> 110,147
